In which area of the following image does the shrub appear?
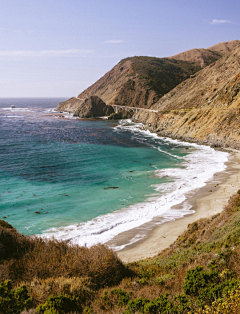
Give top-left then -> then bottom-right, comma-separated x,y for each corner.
183,266 -> 240,306
100,288 -> 132,309
0,221 -> 33,263
0,222 -> 130,288
125,294 -> 178,314
37,294 -> 78,314
0,280 -> 32,314
27,277 -> 93,305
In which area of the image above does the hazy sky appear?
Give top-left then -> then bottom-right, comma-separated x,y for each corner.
1,0 -> 240,98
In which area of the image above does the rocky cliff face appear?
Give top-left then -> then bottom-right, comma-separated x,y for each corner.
133,44 -> 240,149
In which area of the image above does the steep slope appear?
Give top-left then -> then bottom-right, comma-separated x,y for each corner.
169,40 -> 240,68
134,43 -> 240,149
57,40 -> 239,115
57,57 -> 201,112
78,56 -> 202,107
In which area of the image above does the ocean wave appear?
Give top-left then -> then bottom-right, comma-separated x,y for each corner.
2,107 -> 32,112
41,120 -> 229,250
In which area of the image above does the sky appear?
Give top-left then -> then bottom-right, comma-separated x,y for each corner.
0,0 -> 240,98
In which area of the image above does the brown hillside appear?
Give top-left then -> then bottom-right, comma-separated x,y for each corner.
169,48 -> 222,68
133,43 -> 240,149
56,40 -> 239,115
208,39 -> 240,54
57,56 -> 201,113
169,40 -> 240,68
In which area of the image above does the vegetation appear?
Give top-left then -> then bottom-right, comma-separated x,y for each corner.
121,56 -> 201,99
2,191 -> 240,313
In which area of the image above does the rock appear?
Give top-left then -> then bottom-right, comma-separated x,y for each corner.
73,96 -> 114,118
108,109 -> 133,120
104,187 -> 119,190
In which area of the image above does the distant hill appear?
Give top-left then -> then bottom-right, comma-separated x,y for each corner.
208,39 -> 240,54
57,40 -> 240,114
169,40 -> 240,68
134,42 -> 240,149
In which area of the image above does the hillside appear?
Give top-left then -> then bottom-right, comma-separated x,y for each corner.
209,39 -> 240,54
57,40 -> 239,114
169,40 -> 240,68
2,191 -> 240,313
134,43 -> 240,149
57,57 -> 201,113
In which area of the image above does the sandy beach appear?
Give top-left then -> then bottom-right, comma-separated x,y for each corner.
117,149 -> 240,263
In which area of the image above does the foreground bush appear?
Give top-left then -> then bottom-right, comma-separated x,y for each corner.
196,289 -> 240,313
0,221 -> 130,288
0,280 -> 32,314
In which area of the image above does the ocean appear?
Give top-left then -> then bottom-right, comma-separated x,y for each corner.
0,98 -> 229,250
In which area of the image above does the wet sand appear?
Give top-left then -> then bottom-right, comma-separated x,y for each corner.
117,149 -> 240,263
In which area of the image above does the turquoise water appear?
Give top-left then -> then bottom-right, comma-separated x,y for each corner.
0,98 -> 228,249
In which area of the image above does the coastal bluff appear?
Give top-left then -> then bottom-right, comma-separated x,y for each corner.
56,40 -> 240,144
133,42 -> 240,150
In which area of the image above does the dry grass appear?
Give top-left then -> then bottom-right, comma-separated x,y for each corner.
0,223 -> 130,288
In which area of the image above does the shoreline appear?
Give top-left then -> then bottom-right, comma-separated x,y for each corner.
117,149 -> 240,263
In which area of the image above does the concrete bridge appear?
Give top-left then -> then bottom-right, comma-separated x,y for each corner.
111,104 -> 158,114
72,98 -> 158,114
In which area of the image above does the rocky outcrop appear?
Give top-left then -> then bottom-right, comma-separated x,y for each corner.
61,96 -> 114,118
133,43 -> 240,149
108,109 -> 134,120
57,97 -> 84,113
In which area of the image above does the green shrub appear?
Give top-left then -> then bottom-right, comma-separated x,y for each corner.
110,288 -> 131,307
125,294 -> 179,314
100,288 -> 132,309
183,266 -> 240,306
0,280 -> 32,314
37,294 -> 78,314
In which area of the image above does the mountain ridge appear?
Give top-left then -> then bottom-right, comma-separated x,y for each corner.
57,57 -> 201,112
169,40 -> 240,67
57,40 -> 240,116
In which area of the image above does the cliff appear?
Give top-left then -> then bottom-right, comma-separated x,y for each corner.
133,43 -> 240,149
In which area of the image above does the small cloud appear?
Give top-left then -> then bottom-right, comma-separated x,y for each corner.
105,40 -> 123,44
209,19 -> 232,25
0,49 -> 93,57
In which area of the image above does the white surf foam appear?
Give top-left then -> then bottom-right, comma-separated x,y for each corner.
41,120 -> 229,250
2,107 -> 32,112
